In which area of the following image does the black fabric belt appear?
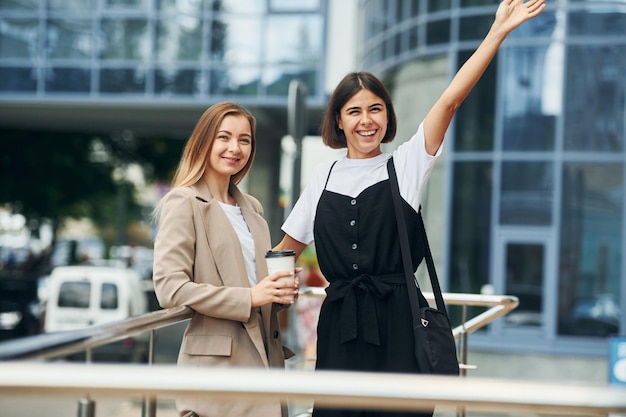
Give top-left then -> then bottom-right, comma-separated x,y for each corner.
325,273 -> 406,346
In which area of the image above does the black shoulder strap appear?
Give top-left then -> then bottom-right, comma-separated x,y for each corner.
387,158 -> 448,315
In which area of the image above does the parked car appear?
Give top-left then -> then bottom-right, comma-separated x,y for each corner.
0,276 -> 42,341
43,265 -> 149,362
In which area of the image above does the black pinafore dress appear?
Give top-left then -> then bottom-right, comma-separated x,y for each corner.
312,160 -> 432,417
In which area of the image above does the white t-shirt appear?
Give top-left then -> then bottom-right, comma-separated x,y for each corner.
282,122 -> 440,245
218,202 -> 257,287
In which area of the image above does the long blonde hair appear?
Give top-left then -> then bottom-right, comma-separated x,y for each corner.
153,102 -> 256,219
172,102 -> 257,187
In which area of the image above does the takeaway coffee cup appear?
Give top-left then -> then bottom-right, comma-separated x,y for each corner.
265,250 -> 296,301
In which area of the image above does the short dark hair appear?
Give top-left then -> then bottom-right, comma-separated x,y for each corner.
321,72 -> 397,149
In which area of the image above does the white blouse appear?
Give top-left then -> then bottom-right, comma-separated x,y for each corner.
282,122 -> 440,245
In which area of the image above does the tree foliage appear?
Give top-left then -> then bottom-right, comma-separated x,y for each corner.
0,129 -> 184,238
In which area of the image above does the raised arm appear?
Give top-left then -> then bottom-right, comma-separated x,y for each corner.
423,0 -> 546,155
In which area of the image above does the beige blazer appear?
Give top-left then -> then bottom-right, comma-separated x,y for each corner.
153,182 -> 293,417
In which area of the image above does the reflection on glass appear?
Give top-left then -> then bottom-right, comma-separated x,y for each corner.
0,19 -> 39,59
105,0 -> 146,7
45,67 -> 90,92
508,11 -> 556,38
428,0 -> 451,11
219,0 -> 265,13
210,67 -> 259,96
500,161 -> 553,225
100,67 -> 146,92
47,19 -> 93,60
459,15 -> 493,41
449,161 -> 493,327
460,0 -> 498,6
58,281 -> 90,308
564,45 -> 626,151
426,19 -> 450,45
100,283 -> 118,310
454,49 -> 496,151
265,15 -> 322,65
270,0 -> 319,11
0,0 -> 40,10
264,68 -> 316,96
0,67 -> 37,91
504,243 -> 544,327
559,162 -> 623,337
569,11 -> 626,36
157,0 -> 204,13
155,67 -> 203,95
47,0 -> 95,10
501,46 -> 555,151
100,19 -> 149,60
212,16 -> 262,65
157,15 -> 203,62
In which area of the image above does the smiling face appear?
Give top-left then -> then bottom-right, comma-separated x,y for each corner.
207,114 -> 253,181
337,88 -> 388,159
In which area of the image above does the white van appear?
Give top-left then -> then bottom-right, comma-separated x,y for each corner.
43,265 -> 149,362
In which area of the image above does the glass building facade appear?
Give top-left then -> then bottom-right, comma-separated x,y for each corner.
0,0 -> 328,238
0,0 -> 326,102
360,0 -> 625,356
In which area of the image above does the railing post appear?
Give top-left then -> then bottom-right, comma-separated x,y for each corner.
456,305 -> 468,417
143,329 -> 157,417
77,397 -> 95,417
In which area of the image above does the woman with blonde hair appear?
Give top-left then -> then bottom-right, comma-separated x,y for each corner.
153,102 -> 299,417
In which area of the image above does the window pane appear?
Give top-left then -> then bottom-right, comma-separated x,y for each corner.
508,11 -> 557,39
460,0 -> 498,6
504,243 -> 544,327
569,11 -> 626,36
157,0 -> 205,13
218,0 -> 265,13
270,0 -> 319,11
100,283 -> 118,310
100,68 -> 146,93
210,67 -> 259,95
266,15 -> 322,65
58,281 -> 90,308
47,19 -> 93,60
454,50 -> 496,151
210,16 -> 262,65
559,163 -> 623,337
500,161 -> 553,225
0,19 -> 39,59
428,0 -> 450,12
48,0 -> 95,10
155,67 -> 203,95
45,67 -> 90,92
100,19 -> 150,60
449,161 -> 493,326
264,68 -> 316,96
0,67 -> 37,91
459,15 -> 492,41
500,46 -> 557,151
564,45 -> 626,151
426,19 -> 450,45
0,0 -> 40,10
156,15 -> 203,62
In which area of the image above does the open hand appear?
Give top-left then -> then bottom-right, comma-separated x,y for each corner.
494,0 -> 546,35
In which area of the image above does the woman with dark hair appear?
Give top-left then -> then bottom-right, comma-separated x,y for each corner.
274,1 -> 545,416
153,102 -> 299,417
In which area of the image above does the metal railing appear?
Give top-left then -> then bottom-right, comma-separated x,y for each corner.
1,362 -> 625,416
4,290 -> 621,417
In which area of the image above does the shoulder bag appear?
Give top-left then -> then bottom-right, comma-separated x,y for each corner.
388,158 -> 460,376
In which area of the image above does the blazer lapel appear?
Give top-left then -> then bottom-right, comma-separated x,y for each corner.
191,182 -> 250,289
